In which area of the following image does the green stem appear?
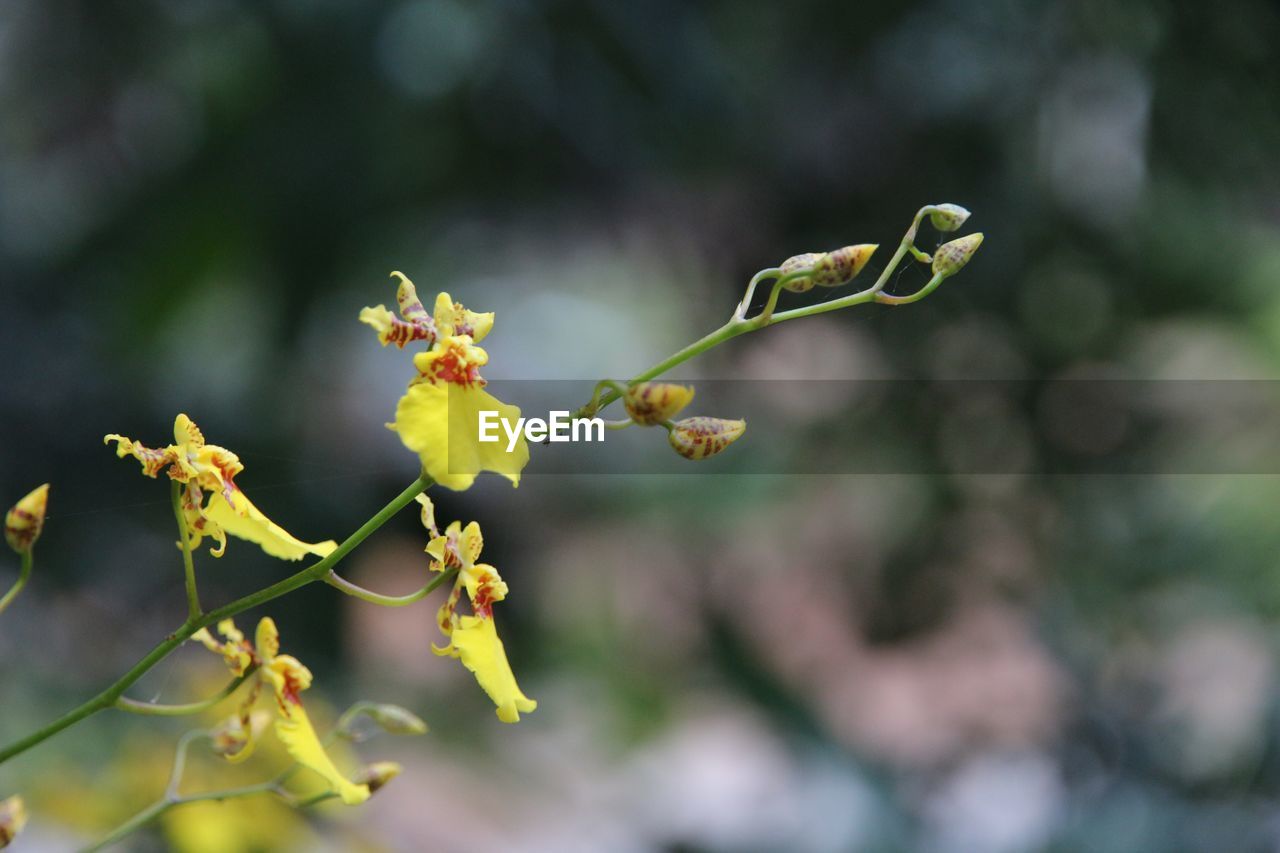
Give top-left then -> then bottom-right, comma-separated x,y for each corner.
0,475 -> 433,767
323,565 -> 457,607
0,550 -> 33,616
82,799 -> 173,853
115,669 -> 256,717
171,481 -> 201,621
573,208 -> 941,419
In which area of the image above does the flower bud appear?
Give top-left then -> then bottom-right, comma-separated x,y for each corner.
812,244 -> 877,287
0,795 -> 27,848
779,252 -> 821,293
362,703 -> 429,736
927,204 -> 970,232
356,761 -> 402,794
668,417 -> 746,460
780,245 -> 877,292
932,233 -> 984,278
5,484 -> 49,555
624,383 -> 695,426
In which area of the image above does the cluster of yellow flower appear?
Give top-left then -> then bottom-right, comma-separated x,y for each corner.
0,204 -> 984,848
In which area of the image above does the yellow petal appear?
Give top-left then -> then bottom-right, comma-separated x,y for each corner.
461,563 -> 507,614
202,489 -> 337,561
449,615 -> 536,723
415,493 -> 439,537
359,304 -> 436,349
0,795 -> 27,848
459,521 -> 483,564
255,617 -> 282,663
174,413 -> 205,448
104,433 -> 180,478
392,271 -> 433,326
391,382 -> 529,491
432,291 -> 494,343
275,703 -> 370,805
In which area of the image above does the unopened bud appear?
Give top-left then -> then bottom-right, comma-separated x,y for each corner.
927,204 -> 970,232
812,244 -> 877,287
668,417 -> 747,460
0,795 -> 27,848
355,761 -> 402,795
5,484 -> 49,555
932,233 -> 984,278
624,383 -> 695,426
780,245 -> 877,292
362,703 -> 429,736
779,252 -> 821,293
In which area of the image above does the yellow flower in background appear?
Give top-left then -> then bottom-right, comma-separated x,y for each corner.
419,494 -> 536,722
193,617 -> 371,805
0,795 -> 25,849
105,414 -> 336,561
362,273 -> 527,491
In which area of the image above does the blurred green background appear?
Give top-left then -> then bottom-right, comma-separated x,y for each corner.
5,0 -> 1280,850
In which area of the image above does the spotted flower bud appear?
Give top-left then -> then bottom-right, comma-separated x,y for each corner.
668,417 -> 746,460
927,204 -> 970,232
779,252 -> 822,293
5,484 -> 49,555
355,761 -> 402,795
361,703 -> 429,736
932,233 -> 984,278
624,382 -> 695,426
780,245 -> 877,292
0,796 -> 26,849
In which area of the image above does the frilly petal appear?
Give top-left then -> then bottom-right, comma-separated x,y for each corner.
202,490 -> 337,561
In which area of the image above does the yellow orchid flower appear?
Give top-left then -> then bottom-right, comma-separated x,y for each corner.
193,617 -> 371,805
105,415 -> 336,561
419,494 -> 536,723
361,273 -> 527,491
0,795 -> 25,848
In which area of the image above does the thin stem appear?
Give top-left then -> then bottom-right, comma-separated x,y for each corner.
115,669 -> 256,717
734,268 -> 780,319
324,565 -> 457,607
573,208 -> 939,419
171,481 -> 201,620
82,799 -> 173,853
0,475 -> 433,767
0,550 -> 33,616
168,730 -> 212,797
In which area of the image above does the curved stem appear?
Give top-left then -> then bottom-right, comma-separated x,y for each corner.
0,551 -> 33,616
573,208 -> 940,419
115,669 -> 256,717
324,565 -> 457,607
0,475 -> 433,767
171,481 -> 201,621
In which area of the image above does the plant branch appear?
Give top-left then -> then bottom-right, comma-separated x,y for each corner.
115,668 -> 257,717
324,565 -> 457,607
0,475 -> 433,767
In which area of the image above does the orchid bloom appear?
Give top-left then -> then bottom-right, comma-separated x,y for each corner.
419,494 -> 536,722
193,617 -> 371,805
105,414 -> 336,561
361,272 -> 528,491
